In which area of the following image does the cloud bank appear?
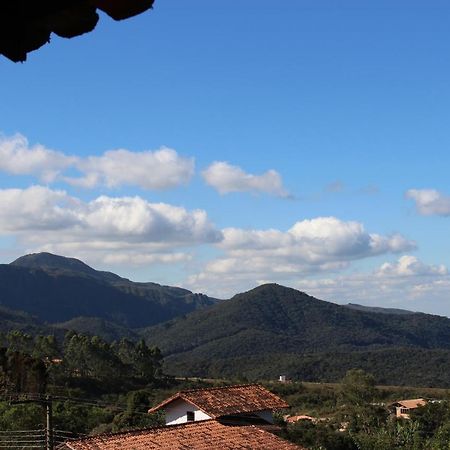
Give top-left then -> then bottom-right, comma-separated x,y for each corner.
188,216 -> 415,297
294,255 -> 450,314
0,186 -> 221,266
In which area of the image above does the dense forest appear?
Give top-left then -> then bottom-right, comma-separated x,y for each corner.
145,284 -> 450,387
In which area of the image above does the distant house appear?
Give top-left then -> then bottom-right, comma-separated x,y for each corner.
390,398 -> 427,419
148,384 -> 289,426
285,414 -> 318,424
59,420 -> 304,450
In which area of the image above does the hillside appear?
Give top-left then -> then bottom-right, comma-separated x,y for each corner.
0,253 -> 217,331
3,257 -> 450,386
144,284 -> 450,385
343,303 -> 417,315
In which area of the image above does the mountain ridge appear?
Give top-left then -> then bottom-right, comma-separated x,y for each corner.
142,283 -> 450,384
0,252 -> 217,330
2,254 -> 450,386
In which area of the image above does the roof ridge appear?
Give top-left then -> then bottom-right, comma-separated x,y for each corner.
179,383 -> 261,394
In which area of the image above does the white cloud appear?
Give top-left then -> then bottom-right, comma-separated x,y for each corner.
67,147 -> 194,190
406,189 -> 450,216
188,255 -> 450,313
0,186 -> 80,231
0,186 -> 221,266
0,134 -> 74,182
202,161 -> 289,197
0,134 -> 194,190
293,256 -> 450,315
377,255 -> 447,277
187,217 -> 415,297
221,217 -> 415,263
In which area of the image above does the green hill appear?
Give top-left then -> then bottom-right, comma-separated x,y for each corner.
143,284 -> 450,386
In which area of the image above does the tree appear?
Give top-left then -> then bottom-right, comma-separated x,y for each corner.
340,369 -> 376,407
32,335 -> 60,361
6,331 -> 33,355
112,390 -> 164,431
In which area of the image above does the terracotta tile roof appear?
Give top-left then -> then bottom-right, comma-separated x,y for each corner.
61,420 -> 304,450
148,384 -> 289,418
393,398 -> 427,409
285,415 -> 317,423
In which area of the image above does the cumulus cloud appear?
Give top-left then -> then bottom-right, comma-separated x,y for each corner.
293,256 -> 450,314
0,186 -> 80,231
188,254 -> 450,312
0,134 -> 194,190
377,255 -> 447,277
221,217 -> 415,263
187,217 -> 415,297
406,189 -> 450,216
0,186 -> 221,266
202,161 -> 289,197
0,134 -> 74,182
66,147 -> 194,190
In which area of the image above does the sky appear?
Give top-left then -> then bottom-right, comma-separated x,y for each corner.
1,0 -> 450,314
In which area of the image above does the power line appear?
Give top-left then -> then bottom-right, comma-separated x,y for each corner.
0,390 -> 161,449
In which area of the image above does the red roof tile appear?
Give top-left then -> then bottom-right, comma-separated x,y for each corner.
62,420 -> 303,450
392,398 -> 427,409
148,384 -> 289,418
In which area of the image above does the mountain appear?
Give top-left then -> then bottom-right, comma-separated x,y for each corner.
344,303 -> 416,315
3,256 -> 450,386
11,252 -> 121,282
143,284 -> 450,385
0,253 -> 217,331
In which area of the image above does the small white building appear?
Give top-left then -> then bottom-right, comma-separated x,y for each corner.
148,384 -> 289,426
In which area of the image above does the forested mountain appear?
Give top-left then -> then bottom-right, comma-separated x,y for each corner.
143,284 -> 450,385
343,303 -> 416,315
3,255 -> 450,386
0,253 -> 217,331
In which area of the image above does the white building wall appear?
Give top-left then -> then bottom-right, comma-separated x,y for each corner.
164,399 -> 212,425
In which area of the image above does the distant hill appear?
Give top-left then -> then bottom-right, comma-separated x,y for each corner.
3,256 -> 450,387
0,253 -> 217,331
53,317 -> 139,342
344,303 -> 416,315
143,284 -> 450,386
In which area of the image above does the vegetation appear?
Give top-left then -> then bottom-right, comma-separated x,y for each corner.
3,335 -> 450,449
273,370 -> 450,450
0,252 -> 216,332
3,256 -> 450,387
144,284 -> 450,387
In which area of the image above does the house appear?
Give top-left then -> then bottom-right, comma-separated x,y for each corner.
390,398 -> 427,419
148,384 -> 289,426
59,419 -> 304,450
285,414 -> 318,424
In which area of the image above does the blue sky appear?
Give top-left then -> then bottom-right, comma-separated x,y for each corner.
1,1 -> 450,314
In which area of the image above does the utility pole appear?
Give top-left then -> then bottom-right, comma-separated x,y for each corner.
6,393 -> 54,450
46,395 -> 53,450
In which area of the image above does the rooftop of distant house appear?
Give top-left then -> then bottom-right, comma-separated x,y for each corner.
148,384 -> 289,418
60,419 -> 303,450
391,398 -> 427,409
